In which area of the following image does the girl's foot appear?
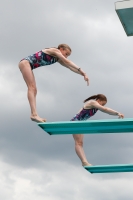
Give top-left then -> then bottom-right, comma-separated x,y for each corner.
31,115 -> 46,123
82,161 -> 92,166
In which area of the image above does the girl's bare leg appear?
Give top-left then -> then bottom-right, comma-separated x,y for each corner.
73,134 -> 92,166
19,60 -> 46,122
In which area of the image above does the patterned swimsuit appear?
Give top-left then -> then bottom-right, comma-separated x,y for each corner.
21,50 -> 58,70
71,107 -> 98,121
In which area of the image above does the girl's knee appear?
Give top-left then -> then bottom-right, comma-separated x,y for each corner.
28,85 -> 37,94
75,140 -> 83,147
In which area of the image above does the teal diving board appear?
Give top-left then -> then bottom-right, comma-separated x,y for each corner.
38,118 -> 133,135
84,164 -> 133,173
115,0 -> 133,36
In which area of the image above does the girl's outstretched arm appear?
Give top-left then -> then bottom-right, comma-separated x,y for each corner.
59,60 -> 89,86
90,101 -> 124,118
44,48 -> 89,85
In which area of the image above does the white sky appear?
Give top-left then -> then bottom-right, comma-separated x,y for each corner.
0,0 -> 133,199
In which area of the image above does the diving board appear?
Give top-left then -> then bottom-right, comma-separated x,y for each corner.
115,0 -> 133,36
84,163 -> 133,173
38,118 -> 133,135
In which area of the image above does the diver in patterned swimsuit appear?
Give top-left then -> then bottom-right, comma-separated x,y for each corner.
71,94 -> 124,166
19,44 -> 89,123
20,50 -> 58,70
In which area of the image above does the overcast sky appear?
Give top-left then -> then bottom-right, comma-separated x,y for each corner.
1,0 -> 133,199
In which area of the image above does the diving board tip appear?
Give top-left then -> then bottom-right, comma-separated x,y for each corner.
84,163 -> 133,173
38,118 -> 133,135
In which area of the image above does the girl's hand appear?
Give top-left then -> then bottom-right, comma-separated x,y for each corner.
84,74 -> 89,86
118,113 -> 124,118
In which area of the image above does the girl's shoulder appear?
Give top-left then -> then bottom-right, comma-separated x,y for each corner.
42,47 -> 59,52
42,48 -> 60,56
42,48 -> 61,58
84,100 -> 95,109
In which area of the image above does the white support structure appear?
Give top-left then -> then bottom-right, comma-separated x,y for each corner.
115,0 -> 133,9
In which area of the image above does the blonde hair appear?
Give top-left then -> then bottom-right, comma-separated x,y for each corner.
58,44 -> 71,52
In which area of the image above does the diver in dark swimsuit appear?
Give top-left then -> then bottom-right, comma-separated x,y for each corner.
19,44 -> 89,123
71,94 -> 124,166
20,50 -> 58,70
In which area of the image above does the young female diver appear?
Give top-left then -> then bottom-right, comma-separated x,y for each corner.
71,94 -> 124,166
19,44 -> 89,123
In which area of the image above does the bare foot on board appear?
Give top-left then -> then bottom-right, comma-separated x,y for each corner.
82,161 -> 92,167
31,115 -> 46,123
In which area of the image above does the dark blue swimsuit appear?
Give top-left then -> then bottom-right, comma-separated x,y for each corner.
21,50 -> 57,70
71,107 -> 98,121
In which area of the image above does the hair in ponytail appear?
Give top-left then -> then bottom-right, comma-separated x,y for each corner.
84,94 -> 107,103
